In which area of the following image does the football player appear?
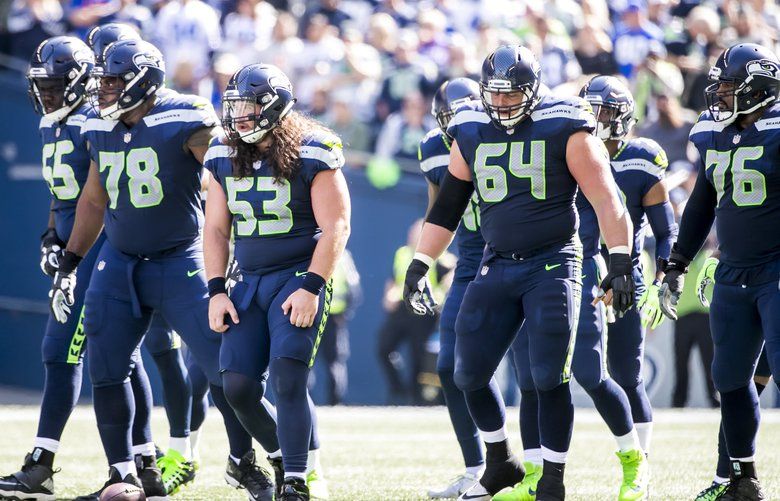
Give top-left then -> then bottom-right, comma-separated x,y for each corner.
0,36 -> 162,501
204,63 -> 350,501
403,45 -> 635,500
47,39 -> 278,500
418,78 -> 486,499
660,42 -> 780,500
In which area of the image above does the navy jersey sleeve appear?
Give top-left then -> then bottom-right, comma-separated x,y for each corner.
299,130 -> 345,185
447,102 -> 490,167
203,136 -> 231,183
143,93 -> 219,145
418,128 -> 450,186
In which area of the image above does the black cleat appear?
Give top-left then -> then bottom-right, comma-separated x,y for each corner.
73,466 -> 143,501
535,474 -> 566,501
279,477 -> 309,501
0,451 -> 57,501
478,457 -> 525,495
269,456 -> 284,497
224,450 -> 275,501
720,476 -> 765,500
135,454 -> 168,500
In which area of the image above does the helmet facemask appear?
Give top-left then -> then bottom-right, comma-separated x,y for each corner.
27,61 -> 91,122
222,91 -> 295,144
705,62 -> 780,125
590,102 -> 634,141
480,81 -> 539,129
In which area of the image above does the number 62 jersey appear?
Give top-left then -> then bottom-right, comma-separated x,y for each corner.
688,104 -> 780,267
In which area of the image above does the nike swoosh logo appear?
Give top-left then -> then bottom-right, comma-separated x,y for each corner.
460,494 -> 490,500
295,271 -> 307,277
529,488 -> 536,495
187,269 -> 202,277
581,274 -> 587,279
545,263 -> 562,271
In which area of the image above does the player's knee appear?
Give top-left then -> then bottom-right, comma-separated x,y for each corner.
573,367 -> 604,391
453,366 -> 490,392
530,366 -> 564,392
222,371 -> 265,412
270,358 -> 309,401
610,365 -> 642,389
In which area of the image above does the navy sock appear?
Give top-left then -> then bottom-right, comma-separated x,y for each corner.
519,389 -> 541,451
585,379 -> 633,437
463,377 -> 506,434
130,360 -> 153,447
716,382 -> 766,478
538,383 -> 573,454
188,362 -> 210,432
221,371 -> 280,454
210,384 -> 253,458
620,381 -> 653,424
720,385 -> 759,459
36,362 -> 83,441
152,349 -> 192,438
270,358 -> 311,474
308,393 -> 320,452
94,382 -> 135,464
439,369 -> 484,467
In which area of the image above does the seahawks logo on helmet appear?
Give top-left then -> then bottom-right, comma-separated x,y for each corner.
132,51 -> 164,71
745,59 -> 780,80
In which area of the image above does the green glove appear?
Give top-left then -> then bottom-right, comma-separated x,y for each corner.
638,281 -> 665,329
696,256 -> 719,308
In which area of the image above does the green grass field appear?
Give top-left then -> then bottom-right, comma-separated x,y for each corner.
1,406 -> 780,500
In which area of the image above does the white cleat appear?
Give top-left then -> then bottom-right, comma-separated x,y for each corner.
456,480 -> 491,501
428,472 -> 479,499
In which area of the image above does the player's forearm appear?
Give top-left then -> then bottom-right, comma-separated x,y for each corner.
594,199 -> 633,252
675,167 -> 716,261
203,224 -> 230,281
646,200 -> 678,273
308,217 -> 350,281
65,198 -> 104,257
416,223 -> 455,260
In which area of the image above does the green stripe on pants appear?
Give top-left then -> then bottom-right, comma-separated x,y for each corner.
308,280 -> 333,368
66,306 -> 87,364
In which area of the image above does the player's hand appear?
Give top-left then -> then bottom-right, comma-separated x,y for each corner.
696,256 -> 718,308
282,288 -> 319,328
209,293 -> 239,333
49,270 -> 76,323
595,252 -> 635,317
403,259 -> 436,316
659,249 -> 690,320
638,281 -> 665,329
40,228 -> 65,278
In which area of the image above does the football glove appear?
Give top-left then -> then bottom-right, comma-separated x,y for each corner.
49,251 -> 81,324
598,252 -> 635,317
638,281 -> 665,329
225,258 -> 241,296
696,256 -> 719,308
659,247 -> 690,321
40,228 -> 65,278
403,258 -> 437,316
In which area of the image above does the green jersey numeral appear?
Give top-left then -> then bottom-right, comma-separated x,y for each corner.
98,148 -> 164,209
225,176 -> 294,236
705,146 -> 766,207
42,140 -> 80,200
474,140 -> 546,203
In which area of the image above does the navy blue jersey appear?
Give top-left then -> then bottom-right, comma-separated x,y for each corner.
82,90 -> 218,255
39,103 -> 92,242
447,95 -> 596,256
418,127 -> 484,281
689,104 -> 780,266
205,128 -> 345,275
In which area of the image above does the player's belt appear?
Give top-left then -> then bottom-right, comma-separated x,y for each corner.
492,239 -> 574,261
126,241 -> 192,261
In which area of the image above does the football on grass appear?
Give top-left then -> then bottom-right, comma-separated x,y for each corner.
99,482 -> 146,501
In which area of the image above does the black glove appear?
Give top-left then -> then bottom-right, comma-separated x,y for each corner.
40,228 -> 65,278
599,252 -> 636,317
402,258 -> 436,316
49,251 -> 82,324
659,246 -> 690,320
225,258 -> 241,296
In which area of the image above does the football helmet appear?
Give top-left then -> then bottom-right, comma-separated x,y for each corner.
479,45 -> 542,129
579,75 -> 636,141
86,23 -> 141,65
431,77 -> 480,135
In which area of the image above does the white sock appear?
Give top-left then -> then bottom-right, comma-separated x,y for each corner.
169,436 -> 192,460
541,446 -> 568,464
714,475 -> 729,485
614,429 -> 640,452
306,449 -> 321,474
285,471 -> 306,480
480,425 -> 508,443
112,460 -> 137,479
635,422 -> 653,454
465,465 -> 484,477
523,448 -> 542,466
230,455 -> 241,466
268,449 -> 282,459
131,442 -> 156,457
33,437 -> 60,454
190,430 -> 201,461
730,456 -> 755,462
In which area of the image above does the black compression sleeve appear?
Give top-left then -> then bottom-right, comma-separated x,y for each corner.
426,171 -> 475,232
676,160 -> 716,261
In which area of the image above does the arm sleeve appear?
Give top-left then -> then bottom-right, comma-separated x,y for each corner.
645,199 -> 678,263
426,170 -> 474,232
675,159 -> 716,261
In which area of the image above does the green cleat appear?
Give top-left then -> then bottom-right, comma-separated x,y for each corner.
491,462 -> 542,501
157,448 -> 195,495
694,482 -> 728,501
616,449 -> 649,501
307,468 -> 329,500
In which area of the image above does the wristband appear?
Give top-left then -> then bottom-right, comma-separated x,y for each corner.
208,277 -> 227,297
58,251 -> 82,275
413,252 -> 435,268
301,272 -> 326,295
608,245 -> 630,255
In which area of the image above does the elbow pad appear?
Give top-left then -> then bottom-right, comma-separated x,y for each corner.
426,171 -> 475,232
645,200 -> 678,262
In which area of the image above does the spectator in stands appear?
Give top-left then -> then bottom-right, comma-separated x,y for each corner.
255,11 -> 304,79
437,33 -> 480,82
324,90 -> 372,153
365,12 -> 398,71
3,0 -> 66,62
330,26 -> 382,122
531,14 -> 581,90
300,0 -> 351,36
613,0 -> 663,79
295,13 -> 345,109
415,8 -> 449,71
632,40 -> 683,122
573,17 -> 617,75
636,90 -> 697,169
65,0 -> 120,39
206,52 -> 241,114
375,91 -> 435,161
374,0 -> 417,29
221,0 -> 276,65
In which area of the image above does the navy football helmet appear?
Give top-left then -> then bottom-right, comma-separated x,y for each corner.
222,63 -> 296,144
91,39 -> 165,120
27,36 -> 94,122
480,45 -> 542,129
705,43 -> 780,124
432,77 -> 480,135
580,75 -> 636,141
86,23 -> 141,65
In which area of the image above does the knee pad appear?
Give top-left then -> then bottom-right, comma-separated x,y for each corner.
531,365 -> 565,393
453,367 -> 491,393
222,371 -> 265,411
270,358 -> 308,400
611,367 -> 642,390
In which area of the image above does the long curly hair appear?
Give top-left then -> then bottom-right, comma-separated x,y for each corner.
227,111 -> 332,183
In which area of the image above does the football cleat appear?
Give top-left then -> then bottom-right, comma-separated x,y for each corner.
0,452 -> 57,501
458,482 -> 491,501
136,454 -> 168,500
73,466 -> 143,501
491,461 -> 542,501
269,456 -> 284,497
280,477 -> 310,501
428,472 -> 479,499
616,449 -> 649,500
224,450 -> 275,501
719,476 -> 765,500
306,468 -> 329,500
157,448 -> 196,495
695,481 -> 729,501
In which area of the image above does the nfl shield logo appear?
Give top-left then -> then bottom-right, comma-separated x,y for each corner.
124,132 -> 132,143
733,134 -> 741,145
